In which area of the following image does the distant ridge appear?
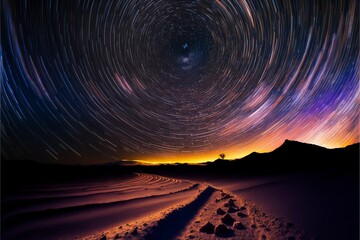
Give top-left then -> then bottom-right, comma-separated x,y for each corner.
2,140 -> 359,178
207,140 -> 359,174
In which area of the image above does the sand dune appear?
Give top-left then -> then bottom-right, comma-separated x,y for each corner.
4,172 -> 357,239
3,173 -> 194,218
2,174 -> 199,239
78,175 -> 303,240
206,171 -> 359,240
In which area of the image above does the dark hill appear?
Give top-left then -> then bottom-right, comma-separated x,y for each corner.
206,140 -> 359,174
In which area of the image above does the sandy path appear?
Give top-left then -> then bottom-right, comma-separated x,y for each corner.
85,175 -> 305,240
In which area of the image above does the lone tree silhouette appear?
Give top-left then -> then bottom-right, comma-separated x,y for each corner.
219,153 -> 225,159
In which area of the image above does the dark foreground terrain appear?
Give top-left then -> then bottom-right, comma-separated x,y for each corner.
1,140 -> 359,239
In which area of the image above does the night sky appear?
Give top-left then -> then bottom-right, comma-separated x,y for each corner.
2,0 -> 359,164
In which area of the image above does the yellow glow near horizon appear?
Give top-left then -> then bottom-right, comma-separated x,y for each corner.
132,136 -> 358,165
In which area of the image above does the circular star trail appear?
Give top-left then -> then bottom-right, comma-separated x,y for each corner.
2,0 -> 359,163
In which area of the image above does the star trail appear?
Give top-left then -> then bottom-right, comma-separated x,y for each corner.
2,0 -> 359,164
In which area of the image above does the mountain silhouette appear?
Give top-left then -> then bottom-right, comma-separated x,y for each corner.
207,140 -> 359,174
2,140 -> 359,183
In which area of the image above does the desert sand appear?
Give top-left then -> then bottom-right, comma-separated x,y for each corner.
3,173 -> 306,240
205,171 -> 359,240
4,171 -> 358,240
77,174 -> 304,240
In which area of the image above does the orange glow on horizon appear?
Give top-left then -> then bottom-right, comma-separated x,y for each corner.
134,136 -> 358,164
